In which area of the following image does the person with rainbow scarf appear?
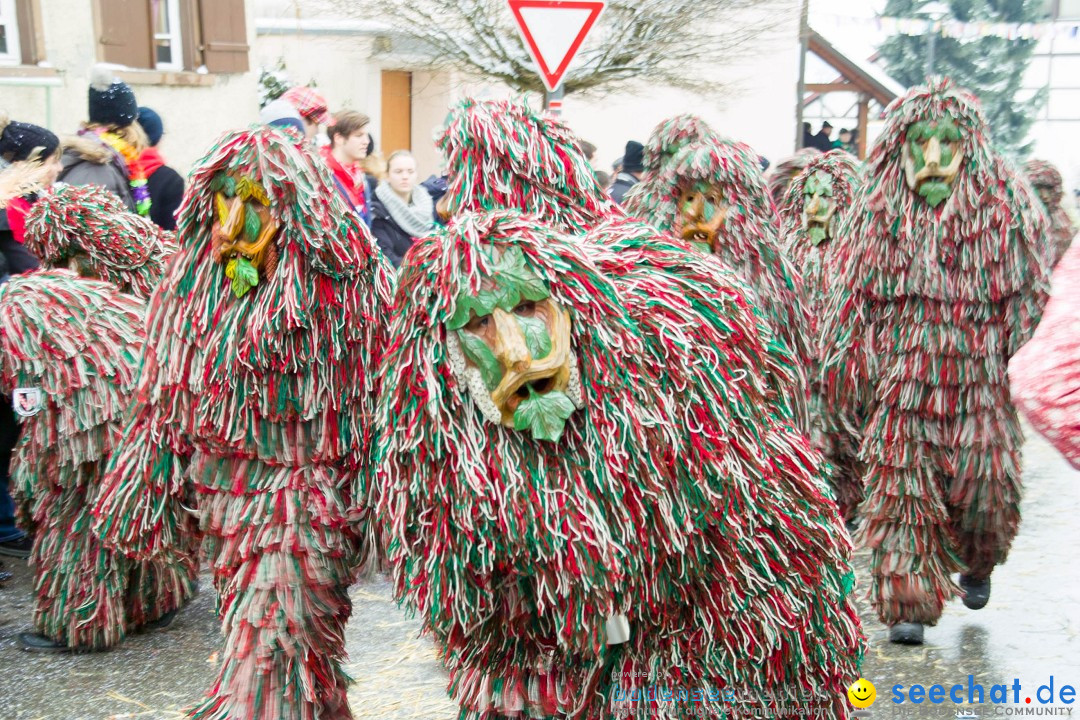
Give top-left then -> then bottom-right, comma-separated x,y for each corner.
59,65 -> 152,217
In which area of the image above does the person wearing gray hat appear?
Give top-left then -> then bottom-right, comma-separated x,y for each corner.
260,98 -> 306,138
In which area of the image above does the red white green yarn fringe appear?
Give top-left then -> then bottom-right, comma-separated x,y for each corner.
819,78 -> 1050,625
379,210 -> 863,720
0,270 -> 195,648
93,126 -> 392,719
24,182 -> 177,300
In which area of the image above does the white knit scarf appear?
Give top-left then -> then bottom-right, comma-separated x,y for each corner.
375,181 -> 435,238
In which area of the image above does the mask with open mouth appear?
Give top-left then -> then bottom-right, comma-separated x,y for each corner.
902,117 -> 965,208
673,181 -> 728,253
801,170 -> 836,245
210,172 -> 280,298
445,245 -> 582,442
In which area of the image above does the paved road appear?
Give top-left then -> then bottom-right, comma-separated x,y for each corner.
1,429 -> 1077,719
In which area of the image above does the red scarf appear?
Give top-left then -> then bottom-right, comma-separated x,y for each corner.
5,197 -> 32,243
139,146 -> 167,177
319,146 -> 367,215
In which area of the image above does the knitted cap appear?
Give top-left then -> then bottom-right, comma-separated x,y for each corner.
622,141 -> 644,173
259,98 -> 306,136
137,106 -> 163,146
0,114 -> 60,163
88,65 -> 138,128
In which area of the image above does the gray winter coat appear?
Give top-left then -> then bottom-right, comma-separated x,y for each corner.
58,134 -> 136,211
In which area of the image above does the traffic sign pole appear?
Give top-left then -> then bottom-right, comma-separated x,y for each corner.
545,84 -> 565,116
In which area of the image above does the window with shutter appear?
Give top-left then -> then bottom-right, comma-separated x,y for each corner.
97,0 -> 154,69
0,0 -> 21,64
197,0 -> 248,73
13,0 -> 45,66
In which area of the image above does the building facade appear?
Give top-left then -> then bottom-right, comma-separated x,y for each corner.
1,0 -> 259,172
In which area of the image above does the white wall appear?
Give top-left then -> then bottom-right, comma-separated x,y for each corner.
2,0 -> 259,174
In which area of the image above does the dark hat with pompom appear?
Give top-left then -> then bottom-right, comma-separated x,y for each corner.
0,113 -> 60,163
88,65 -> 138,128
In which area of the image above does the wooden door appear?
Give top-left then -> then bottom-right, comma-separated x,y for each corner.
381,70 -> 412,155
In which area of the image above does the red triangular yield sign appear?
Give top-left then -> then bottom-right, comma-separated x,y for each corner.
508,0 -> 606,92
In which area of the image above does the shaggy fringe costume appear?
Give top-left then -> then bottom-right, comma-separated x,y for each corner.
819,79 -> 1050,628
379,211 -> 863,720
622,114 -> 721,222
766,148 -> 821,208
628,137 -> 812,430
779,151 -> 862,517
1010,239 -> 1080,469
0,271 -> 195,648
437,98 -> 615,233
1025,159 -> 1076,268
93,127 -> 392,719
24,183 -> 177,300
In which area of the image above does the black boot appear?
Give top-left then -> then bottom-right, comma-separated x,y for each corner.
889,621 -> 924,645
142,608 -> 178,631
18,632 -> 72,652
959,574 -> 991,610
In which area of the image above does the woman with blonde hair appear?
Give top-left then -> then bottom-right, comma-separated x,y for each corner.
370,150 -> 435,267
59,65 -> 149,215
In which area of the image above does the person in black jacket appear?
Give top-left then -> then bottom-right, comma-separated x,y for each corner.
0,114 -> 59,274
370,151 -> 436,268
137,107 -> 184,231
0,124 -> 59,558
609,140 -> 644,205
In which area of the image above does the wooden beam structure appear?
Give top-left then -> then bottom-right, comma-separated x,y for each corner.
800,27 -> 902,159
857,94 -> 870,158
805,82 -> 855,94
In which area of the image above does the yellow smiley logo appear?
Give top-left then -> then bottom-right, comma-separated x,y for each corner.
847,678 -> 877,708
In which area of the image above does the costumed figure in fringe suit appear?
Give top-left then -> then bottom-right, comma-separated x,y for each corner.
622,113 -> 721,222
24,182 -> 177,299
819,78 -> 1050,644
380,212 -> 863,720
381,98 -> 863,720
779,150 -> 862,519
1025,159 -> 1076,268
766,147 -> 821,209
624,136 -> 812,431
93,126 -> 392,719
1010,238 -> 1080,469
10,181 -> 187,652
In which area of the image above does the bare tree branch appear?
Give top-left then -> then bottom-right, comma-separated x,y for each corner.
328,0 -> 795,97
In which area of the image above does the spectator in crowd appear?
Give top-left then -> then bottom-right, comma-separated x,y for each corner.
802,122 -> 814,149
0,116 -> 62,559
809,121 -> 834,152
610,140 -> 644,205
260,98 -> 306,137
361,133 -> 386,190
421,172 -> 449,223
834,127 -> 857,154
579,139 -> 597,164
60,66 -> 147,214
0,114 -> 59,270
578,138 -> 611,188
371,150 -> 435,268
319,110 -> 376,223
280,86 -> 331,143
136,107 -> 184,231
